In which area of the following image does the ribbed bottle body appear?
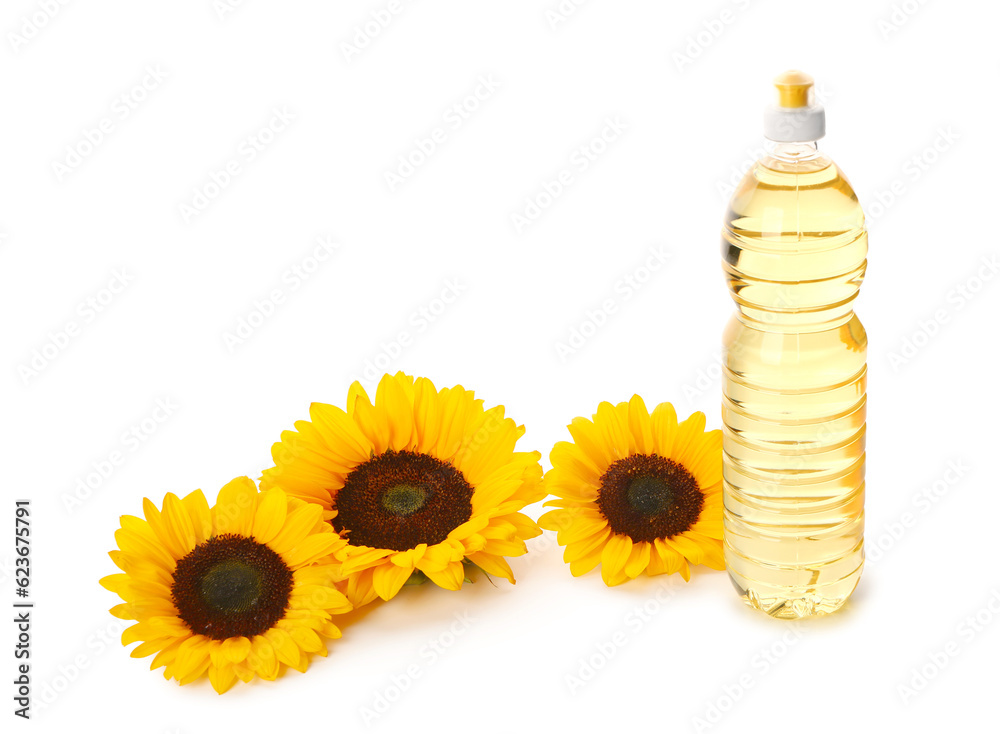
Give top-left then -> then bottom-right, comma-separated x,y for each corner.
722,146 -> 866,618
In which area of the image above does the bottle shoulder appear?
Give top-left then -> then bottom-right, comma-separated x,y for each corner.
721,149 -> 867,323
745,154 -> 856,195
726,154 -> 866,236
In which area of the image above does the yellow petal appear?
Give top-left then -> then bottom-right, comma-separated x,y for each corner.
678,556 -> 691,581
646,540 -> 673,576
182,490 -> 212,546
129,637 -> 175,659
498,511 -> 542,540
232,661 -> 255,682
467,552 -> 514,583
221,636 -> 251,663
319,620 -> 343,639
623,541 -> 651,578
109,603 -> 133,620
453,407 -> 521,486
665,534 -> 705,566
556,511 -> 607,546
613,401 -> 638,456
115,517 -> 176,571
269,502 -> 325,555
563,526 -> 612,563
414,545 -> 451,574
289,584 -> 347,610
340,546 -> 395,575
683,428 -> 723,486
100,573 -> 131,597
346,567 -> 379,608
549,441 -> 602,489
281,533 -> 342,569
654,538 -> 688,579
293,564 -> 340,586
349,380 -> 390,454
252,488 -> 288,544
150,636 -> 186,672
685,532 -> 725,569
260,429 -> 345,508
567,416 -> 613,470
389,544 -> 426,568
600,534 -> 632,585
594,401 -> 630,463
345,379 -> 372,418
286,624 -> 323,654
434,387 -> 477,461
423,560 -> 465,590
650,402 -> 679,458
603,567 -> 630,586
209,662 -> 238,694
537,508 -> 571,533
569,543 -> 604,577
462,533 -> 486,554
376,372 -> 416,451
172,636 -> 212,680
627,395 -> 653,456
286,654 -> 310,675
412,377 -> 442,454
146,615 -> 191,638
108,549 -> 127,572
212,477 -> 259,536
265,628 -> 301,668
672,411 -> 708,466
470,474 -> 524,514
373,563 -> 414,600
162,493 -> 196,557
691,515 -> 724,540
295,578 -> 351,614
177,654 -> 212,685
247,636 -> 279,680
309,401 -> 374,463
142,497 -> 184,560
481,536 -> 526,558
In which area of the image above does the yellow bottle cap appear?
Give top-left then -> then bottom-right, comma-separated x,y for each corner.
763,70 -> 825,142
773,70 -> 813,109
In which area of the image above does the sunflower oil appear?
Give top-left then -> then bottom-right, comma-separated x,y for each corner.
721,71 -> 866,618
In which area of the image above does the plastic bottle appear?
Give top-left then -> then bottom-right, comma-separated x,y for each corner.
721,71 -> 866,618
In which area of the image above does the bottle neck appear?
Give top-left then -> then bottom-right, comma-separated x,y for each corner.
763,139 -> 820,162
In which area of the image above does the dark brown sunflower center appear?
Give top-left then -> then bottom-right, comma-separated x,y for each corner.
381,483 -> 428,516
171,534 -> 293,640
596,454 -> 703,544
333,450 -> 473,551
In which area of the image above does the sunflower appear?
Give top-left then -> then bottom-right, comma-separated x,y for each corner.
538,396 -> 724,586
100,477 -> 351,693
260,372 -> 544,606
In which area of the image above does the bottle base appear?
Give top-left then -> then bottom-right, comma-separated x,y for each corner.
729,574 -> 860,619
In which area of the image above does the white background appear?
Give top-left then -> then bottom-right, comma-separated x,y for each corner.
2,1 -> 998,732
